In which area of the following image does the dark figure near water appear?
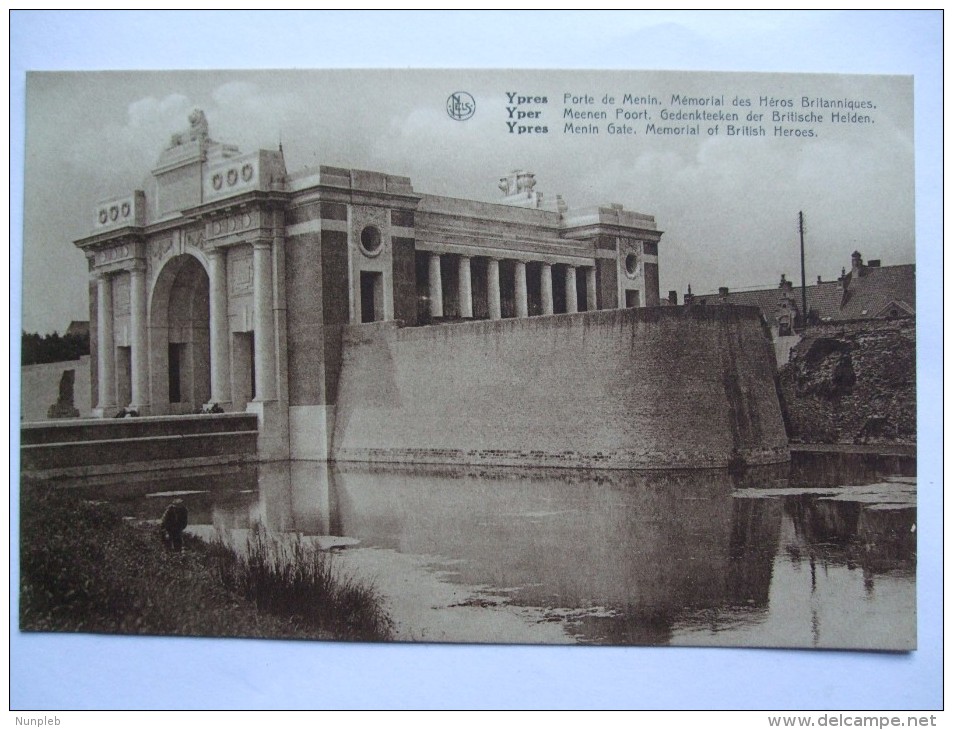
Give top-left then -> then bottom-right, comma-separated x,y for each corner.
161,499 -> 189,551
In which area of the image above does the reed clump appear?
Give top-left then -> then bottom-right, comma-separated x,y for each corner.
211,526 -> 394,641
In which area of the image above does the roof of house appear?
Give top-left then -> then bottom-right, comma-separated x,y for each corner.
693,261 -> 915,322
65,320 -> 90,338
836,264 -> 916,319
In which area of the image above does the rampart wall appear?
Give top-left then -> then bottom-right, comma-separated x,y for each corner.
331,306 -> 789,469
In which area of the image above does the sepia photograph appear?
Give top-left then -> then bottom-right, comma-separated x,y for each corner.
11,11 -> 941,712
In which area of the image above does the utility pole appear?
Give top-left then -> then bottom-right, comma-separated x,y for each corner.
798,211 -> 807,328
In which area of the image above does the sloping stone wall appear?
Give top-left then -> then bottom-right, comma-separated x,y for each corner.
331,306 -> 789,469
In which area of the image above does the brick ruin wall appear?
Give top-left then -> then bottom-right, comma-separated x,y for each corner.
777,318 -> 916,445
330,306 -> 789,469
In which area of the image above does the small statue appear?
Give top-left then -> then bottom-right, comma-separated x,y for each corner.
188,109 -> 209,143
168,109 -> 209,148
499,170 -> 537,197
516,171 -> 537,193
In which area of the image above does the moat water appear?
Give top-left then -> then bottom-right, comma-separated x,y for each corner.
83,451 -> 916,650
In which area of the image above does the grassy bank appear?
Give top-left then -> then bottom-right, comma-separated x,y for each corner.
19,482 -> 393,641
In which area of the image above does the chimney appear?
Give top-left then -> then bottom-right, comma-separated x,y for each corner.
718,286 -> 729,300
851,250 -> 864,276
779,274 -> 793,292
684,284 -> 694,306
817,275 -> 822,284
668,290 -> 678,305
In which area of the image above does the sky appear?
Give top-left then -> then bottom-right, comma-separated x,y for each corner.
10,10 -> 943,712
15,14 -> 929,336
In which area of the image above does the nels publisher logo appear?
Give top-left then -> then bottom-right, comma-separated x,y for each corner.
447,91 -> 475,121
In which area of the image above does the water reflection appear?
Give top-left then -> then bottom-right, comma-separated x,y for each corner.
789,449 -> 916,486
317,464 -> 778,645
91,452 -> 915,650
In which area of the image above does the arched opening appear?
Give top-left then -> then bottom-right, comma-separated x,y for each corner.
149,254 -> 211,414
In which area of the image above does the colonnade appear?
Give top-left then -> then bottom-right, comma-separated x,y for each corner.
425,252 -> 598,321
94,238 -> 279,416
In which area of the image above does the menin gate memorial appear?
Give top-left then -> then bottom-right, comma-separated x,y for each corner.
74,111 -> 788,468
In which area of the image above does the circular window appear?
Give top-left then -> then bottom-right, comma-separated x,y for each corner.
624,253 -> 638,277
360,225 -> 382,256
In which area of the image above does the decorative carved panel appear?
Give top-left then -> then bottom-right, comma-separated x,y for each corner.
93,191 -> 143,231
97,244 -> 131,265
185,227 -> 206,250
229,251 -> 253,295
209,211 -> 257,239
113,274 -> 131,315
149,235 -> 174,263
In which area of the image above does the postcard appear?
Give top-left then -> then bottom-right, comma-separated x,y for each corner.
15,59 -> 934,714
19,68 -> 916,652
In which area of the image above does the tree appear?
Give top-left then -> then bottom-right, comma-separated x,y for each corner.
21,330 -> 90,365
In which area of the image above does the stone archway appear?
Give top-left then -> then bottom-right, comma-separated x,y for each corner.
149,254 -> 211,414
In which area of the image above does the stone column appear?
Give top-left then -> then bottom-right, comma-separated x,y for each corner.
541,263 -> 554,315
565,265 -> 578,314
129,262 -> 149,411
458,255 -> 473,318
95,273 -> 115,414
428,252 -> 443,319
586,266 -> 598,311
487,258 -> 501,320
514,260 -> 528,318
208,247 -> 231,408
253,240 -> 277,401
